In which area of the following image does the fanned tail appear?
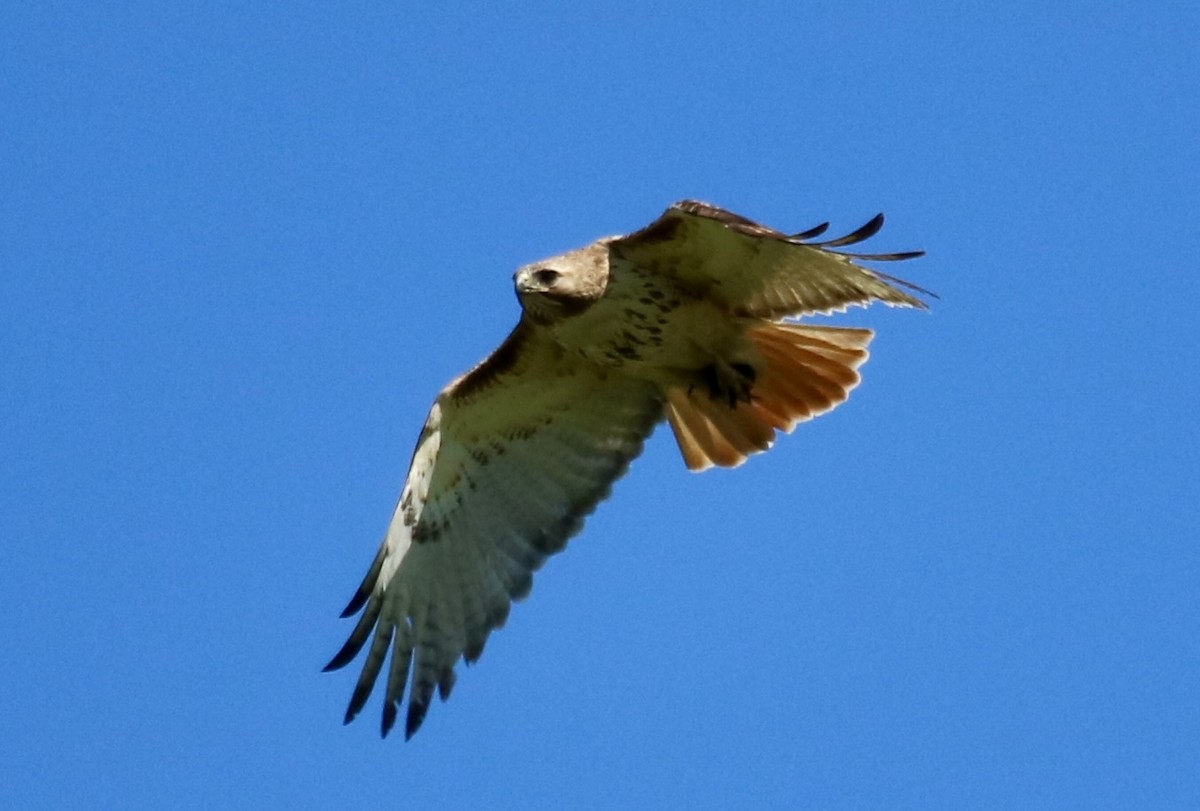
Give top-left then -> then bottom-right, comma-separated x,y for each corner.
664,323 -> 874,471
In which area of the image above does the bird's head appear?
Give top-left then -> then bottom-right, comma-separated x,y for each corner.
513,243 -> 610,324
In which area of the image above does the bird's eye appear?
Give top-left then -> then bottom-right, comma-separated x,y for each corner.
533,268 -> 560,286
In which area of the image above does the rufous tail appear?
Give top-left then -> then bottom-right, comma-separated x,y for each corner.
664,323 -> 874,471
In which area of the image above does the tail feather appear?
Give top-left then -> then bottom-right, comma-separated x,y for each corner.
665,389 -> 754,469
691,391 -> 776,455
664,323 -> 874,471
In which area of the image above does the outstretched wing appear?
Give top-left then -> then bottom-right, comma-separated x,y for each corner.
610,200 -> 933,318
325,324 -> 664,739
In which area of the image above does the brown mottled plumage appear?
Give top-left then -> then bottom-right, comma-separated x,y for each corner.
325,200 -> 931,739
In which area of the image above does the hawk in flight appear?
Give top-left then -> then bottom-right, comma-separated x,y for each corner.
325,200 -> 930,739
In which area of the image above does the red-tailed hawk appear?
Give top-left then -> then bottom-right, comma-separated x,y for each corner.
325,200 -> 930,739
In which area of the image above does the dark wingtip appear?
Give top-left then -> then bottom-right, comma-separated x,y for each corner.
342,677 -> 375,726
872,268 -> 941,300
339,543 -> 388,618
790,221 -> 830,241
404,701 -> 429,740
323,596 -> 383,672
437,668 -> 457,701
381,701 -> 398,738
464,638 -> 486,664
323,643 -> 358,673
811,213 -> 886,247
340,593 -> 367,619
835,249 -> 925,262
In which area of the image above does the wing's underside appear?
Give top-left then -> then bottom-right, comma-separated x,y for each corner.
326,328 -> 665,738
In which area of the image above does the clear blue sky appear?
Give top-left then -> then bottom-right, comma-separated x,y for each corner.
3,3 -> 1197,808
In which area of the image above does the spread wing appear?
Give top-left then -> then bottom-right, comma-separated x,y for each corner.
324,323 -> 664,739
610,200 -> 933,318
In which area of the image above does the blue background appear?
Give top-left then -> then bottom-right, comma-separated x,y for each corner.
3,3 -> 1197,808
